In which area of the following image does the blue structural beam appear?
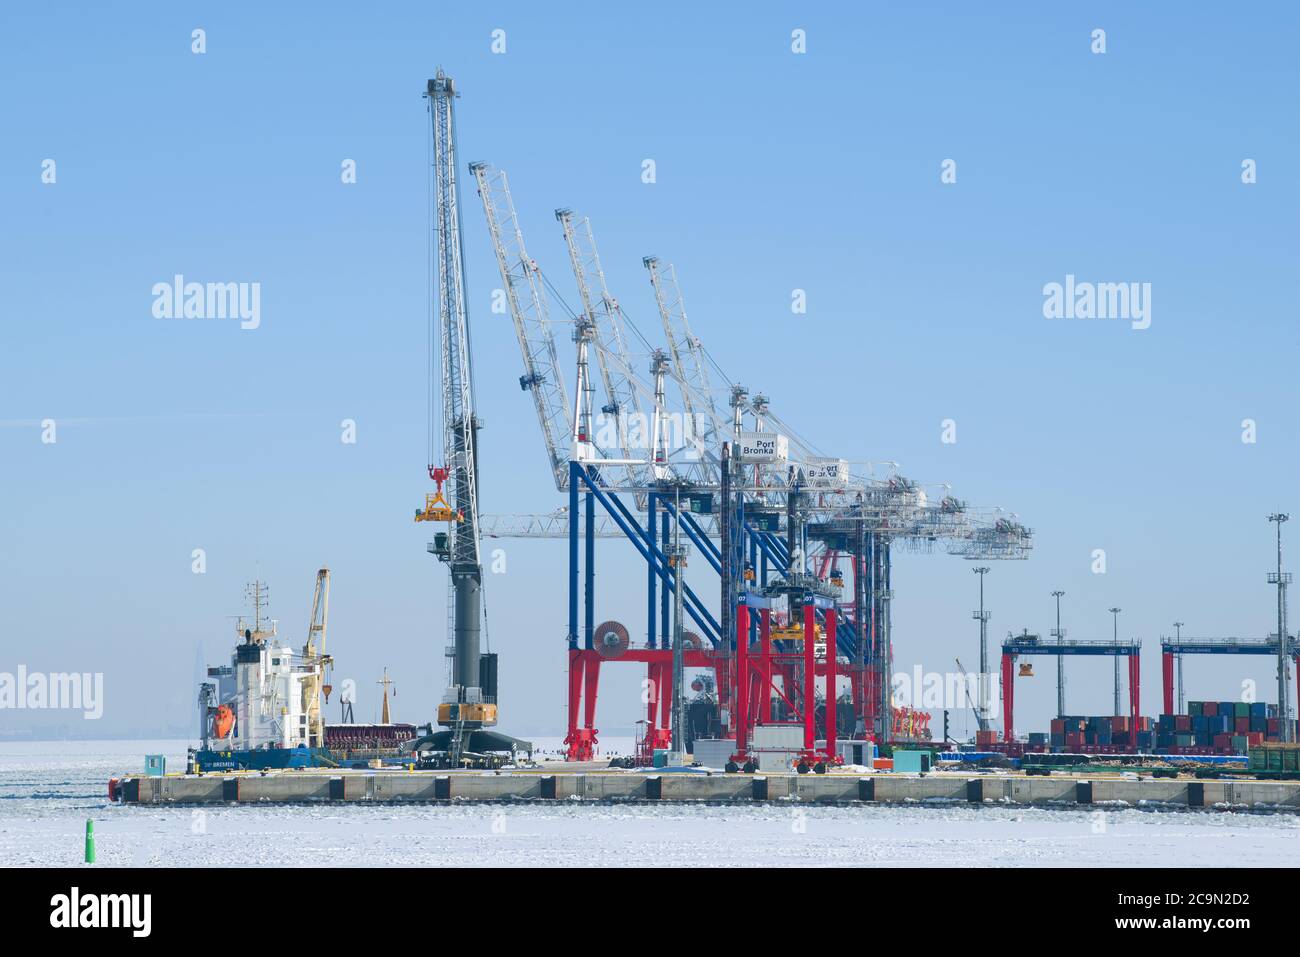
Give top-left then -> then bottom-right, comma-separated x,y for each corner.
659,498 -> 721,567
647,493 -> 657,648
734,523 -> 866,661
1160,639 -> 1285,655
568,459 -> 579,650
658,498 -> 721,575
1003,638 -> 1140,656
748,527 -> 789,576
585,487 -> 594,649
573,463 -> 721,645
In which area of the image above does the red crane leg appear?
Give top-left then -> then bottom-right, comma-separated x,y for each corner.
760,609 -> 771,727
1129,653 -> 1140,724
1161,651 -> 1174,716
582,655 -> 601,742
713,659 -> 730,734
646,661 -> 659,730
803,601 -> 816,752
661,659 -> 675,740
565,649 -> 585,759
825,607 -> 838,756
658,661 -> 672,731
736,601 -> 750,755
1001,652 -> 1015,743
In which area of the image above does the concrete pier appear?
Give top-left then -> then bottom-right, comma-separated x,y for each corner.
111,769 -> 1300,810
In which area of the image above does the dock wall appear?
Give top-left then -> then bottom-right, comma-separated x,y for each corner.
114,771 -> 1300,810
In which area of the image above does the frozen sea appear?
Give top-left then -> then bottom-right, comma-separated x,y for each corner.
2,739 -> 1298,867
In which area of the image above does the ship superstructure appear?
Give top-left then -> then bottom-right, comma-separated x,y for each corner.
195,576 -> 335,769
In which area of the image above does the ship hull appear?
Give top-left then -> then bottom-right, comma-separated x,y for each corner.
193,746 -> 336,771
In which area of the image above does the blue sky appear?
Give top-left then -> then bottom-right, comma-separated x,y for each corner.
2,3 -> 1297,740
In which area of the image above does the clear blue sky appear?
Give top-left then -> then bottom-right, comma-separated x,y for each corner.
2,3 -> 1297,740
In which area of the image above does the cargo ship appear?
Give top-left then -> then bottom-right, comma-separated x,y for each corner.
192,575 -> 337,771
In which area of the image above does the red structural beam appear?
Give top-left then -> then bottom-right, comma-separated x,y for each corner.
825,607 -> 838,757
566,647 -> 717,760
803,601 -> 816,751
1001,652 -> 1015,743
736,600 -> 750,755
1128,652 -> 1141,724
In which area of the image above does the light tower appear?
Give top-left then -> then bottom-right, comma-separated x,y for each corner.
1268,513 -> 1292,742
972,567 -> 991,731
1109,607 -> 1122,716
1172,620 -> 1185,713
1051,590 -> 1066,717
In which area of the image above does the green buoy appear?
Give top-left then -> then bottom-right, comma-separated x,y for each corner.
84,819 -> 95,864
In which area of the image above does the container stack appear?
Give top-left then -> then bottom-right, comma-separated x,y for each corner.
1155,701 -> 1293,754
1043,715 -> 1155,753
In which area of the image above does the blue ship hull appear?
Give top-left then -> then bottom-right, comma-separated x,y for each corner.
193,746 -> 335,771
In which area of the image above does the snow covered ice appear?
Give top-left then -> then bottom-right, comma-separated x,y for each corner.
3,739 -> 1297,867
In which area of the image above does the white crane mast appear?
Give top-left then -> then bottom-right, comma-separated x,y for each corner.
644,256 -> 726,476
555,209 -> 650,491
470,162 -> 573,491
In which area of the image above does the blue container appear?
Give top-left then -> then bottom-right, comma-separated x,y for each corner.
1250,702 -> 1267,718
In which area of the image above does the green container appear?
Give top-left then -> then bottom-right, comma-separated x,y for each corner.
1251,745 -> 1300,772
1231,735 -> 1248,753
892,750 -> 932,773
1235,702 -> 1249,717
1189,701 -> 1204,717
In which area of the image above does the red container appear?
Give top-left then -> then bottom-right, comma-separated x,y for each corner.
1235,717 -> 1250,733
1050,719 -> 1066,734
1268,718 -> 1280,734
1203,702 -> 1218,717
1111,716 -> 1129,733
1213,733 -> 1232,750
1175,715 -> 1192,732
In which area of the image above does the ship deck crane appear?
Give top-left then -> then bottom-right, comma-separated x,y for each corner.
300,568 -> 331,748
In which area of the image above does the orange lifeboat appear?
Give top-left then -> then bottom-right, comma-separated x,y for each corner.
212,704 -> 235,739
